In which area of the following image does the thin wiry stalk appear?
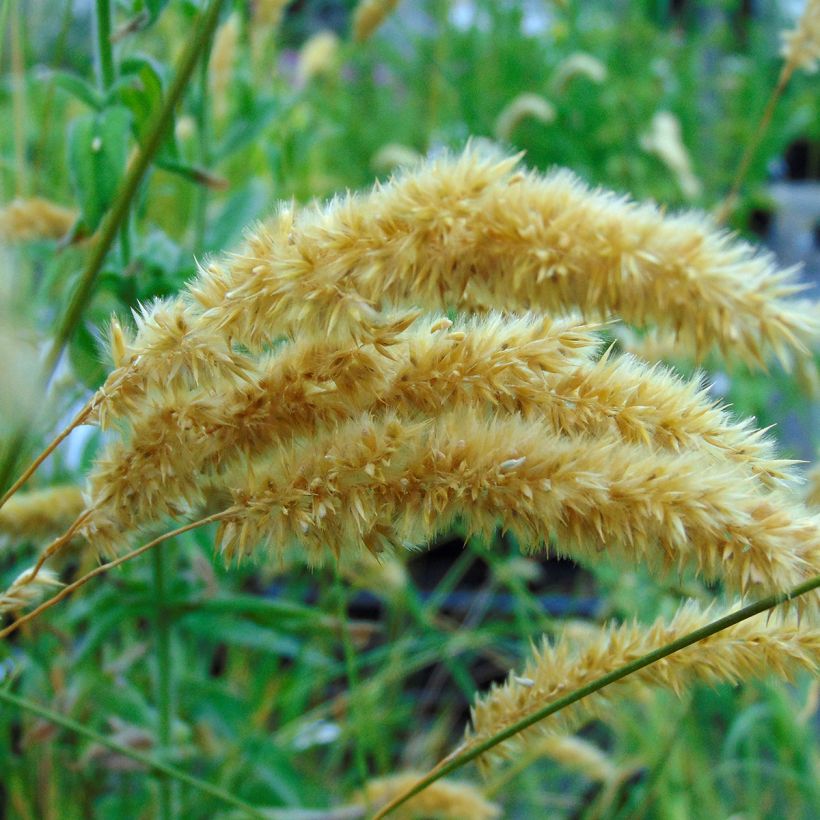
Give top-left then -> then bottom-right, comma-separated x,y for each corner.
467,600 -> 819,770
370,574 -> 820,819
215,410 -> 819,600
0,513 -> 225,640
0,689 -> 267,818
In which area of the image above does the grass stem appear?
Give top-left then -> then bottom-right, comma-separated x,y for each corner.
153,542 -> 176,819
0,0 -> 226,496
0,688 -> 267,818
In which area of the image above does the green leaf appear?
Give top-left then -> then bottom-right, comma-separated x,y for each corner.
68,321 -> 108,389
51,71 -> 104,110
68,107 -> 131,232
115,55 -> 178,160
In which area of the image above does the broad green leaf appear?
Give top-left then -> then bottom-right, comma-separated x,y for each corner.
51,71 -> 104,110
116,54 -> 179,159
68,107 -> 131,232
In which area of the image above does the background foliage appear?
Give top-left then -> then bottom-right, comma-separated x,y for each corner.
0,1 -> 818,817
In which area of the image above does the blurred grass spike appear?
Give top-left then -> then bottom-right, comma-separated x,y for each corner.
352,0 -> 400,42
494,93 -> 556,142
358,773 -> 500,819
0,485 -> 86,542
781,0 -> 820,73
0,197 -> 78,242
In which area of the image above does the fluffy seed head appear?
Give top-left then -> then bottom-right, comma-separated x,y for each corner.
190,147 -> 818,366
494,94 -> 556,142
0,198 -> 77,242
358,773 -> 500,819
781,0 -> 820,73
215,409 -> 820,600
468,600 -> 820,770
0,567 -> 63,613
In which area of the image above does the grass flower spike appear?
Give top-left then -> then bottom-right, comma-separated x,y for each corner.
352,0 -> 400,42
494,94 -> 556,142
0,197 -> 77,242
215,409 -> 819,599
0,486 -> 86,542
358,774 -> 499,819
468,600 -> 819,770
191,147 -> 817,365
781,0 -> 820,73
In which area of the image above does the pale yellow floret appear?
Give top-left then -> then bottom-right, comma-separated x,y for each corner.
297,30 -> 340,83
358,773 -> 499,819
551,52 -> 607,92
352,0 -> 400,42
189,147 -> 817,366
209,12 -> 240,120
468,600 -> 819,771
781,0 -> 820,73
89,298 -> 253,427
0,197 -> 77,242
640,111 -> 702,200
215,409 -> 819,600
0,486 -> 86,541
0,567 -> 63,613
494,94 -> 556,142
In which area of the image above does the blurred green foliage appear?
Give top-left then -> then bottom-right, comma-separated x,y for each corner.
0,1 -> 817,817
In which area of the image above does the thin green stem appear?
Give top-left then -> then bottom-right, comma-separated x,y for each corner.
194,37 -> 212,252
0,688 -> 267,818
94,0 -> 115,91
44,0 -> 224,380
372,574 -> 820,819
153,542 -> 176,819
333,567 -> 369,787
717,62 -> 794,224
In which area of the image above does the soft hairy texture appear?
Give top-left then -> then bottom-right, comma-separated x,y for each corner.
0,197 -> 77,242
82,314 -> 791,554
781,0 -> 820,73
187,147 -> 817,365
518,734 -> 620,784
89,298 -> 254,427
0,567 -> 62,613
81,314 -> 599,548
0,486 -> 86,541
467,601 -> 820,771
352,0 -> 400,43
358,773 -> 500,820
808,461 -> 820,506
215,410 -> 819,600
